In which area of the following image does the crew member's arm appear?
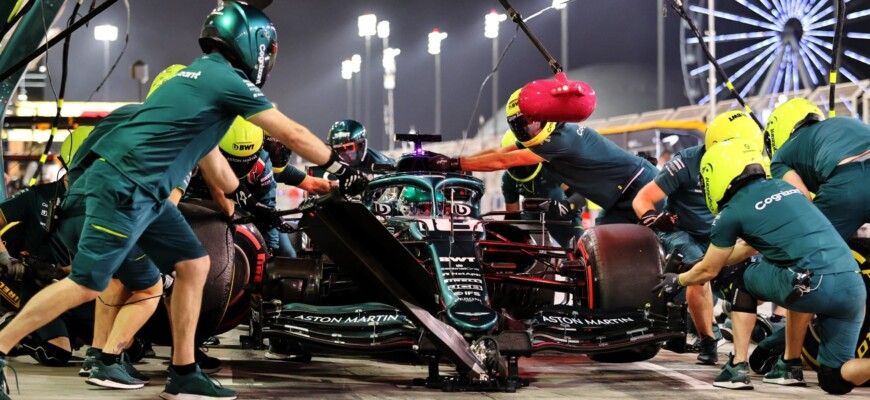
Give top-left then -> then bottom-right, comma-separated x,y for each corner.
460,149 -> 545,171
296,176 -> 333,195
725,239 -> 759,264
501,171 -> 520,212
781,170 -> 813,202
468,143 -> 518,157
249,109 -> 331,166
198,147 -> 239,216
678,245 -> 733,286
632,181 -> 667,219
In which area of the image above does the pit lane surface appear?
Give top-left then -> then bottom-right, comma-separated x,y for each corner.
7,328 -> 868,399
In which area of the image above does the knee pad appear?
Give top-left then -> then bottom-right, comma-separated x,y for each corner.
730,288 -> 758,313
20,340 -> 72,367
818,365 -> 855,395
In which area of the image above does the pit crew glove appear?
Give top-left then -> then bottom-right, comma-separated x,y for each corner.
28,259 -> 67,285
226,181 -> 256,210
640,210 -> 678,232
250,203 -> 283,232
0,257 -> 26,282
0,250 -> 10,267
544,199 -> 574,218
652,272 -> 684,300
427,155 -> 462,172
321,152 -> 369,196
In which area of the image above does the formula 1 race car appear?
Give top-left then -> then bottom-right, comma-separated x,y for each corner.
226,134 -> 686,391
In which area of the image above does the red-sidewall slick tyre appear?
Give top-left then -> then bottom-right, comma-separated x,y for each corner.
582,224 -> 664,363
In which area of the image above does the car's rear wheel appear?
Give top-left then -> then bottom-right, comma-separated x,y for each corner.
582,224 -> 664,363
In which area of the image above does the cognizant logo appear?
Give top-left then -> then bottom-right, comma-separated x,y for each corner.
256,44 -> 266,84
754,188 -> 802,210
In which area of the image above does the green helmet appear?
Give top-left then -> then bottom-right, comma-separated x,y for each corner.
398,187 -> 444,217
199,1 -> 277,88
327,119 -> 367,167
58,125 -> 95,169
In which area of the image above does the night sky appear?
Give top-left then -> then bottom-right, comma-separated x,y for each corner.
34,0 -> 870,150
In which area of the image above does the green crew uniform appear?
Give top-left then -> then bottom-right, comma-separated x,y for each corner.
653,145 -> 713,261
500,165 -> 581,247
770,117 -> 870,239
0,181 -> 94,365
520,123 -> 657,225
60,104 -> 166,291
68,52 -> 274,291
711,178 -> 863,368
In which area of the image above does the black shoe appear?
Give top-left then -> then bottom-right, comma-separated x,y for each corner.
696,335 -> 719,365
195,348 -> 223,374
203,336 -> 220,346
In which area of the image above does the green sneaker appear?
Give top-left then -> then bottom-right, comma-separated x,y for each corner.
161,365 -> 237,400
86,359 -> 146,389
713,354 -> 753,390
0,356 -> 18,399
120,352 -> 150,384
78,347 -> 100,377
763,357 -> 806,386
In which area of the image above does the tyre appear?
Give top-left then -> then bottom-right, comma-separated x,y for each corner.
801,237 -> 870,386
581,224 -> 664,363
140,201 -> 237,345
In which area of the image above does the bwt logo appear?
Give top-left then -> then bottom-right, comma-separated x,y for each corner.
233,143 -> 255,151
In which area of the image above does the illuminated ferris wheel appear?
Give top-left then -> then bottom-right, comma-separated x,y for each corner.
680,0 -> 870,107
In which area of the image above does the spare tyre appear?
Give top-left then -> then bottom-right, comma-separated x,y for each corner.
581,224 -> 664,363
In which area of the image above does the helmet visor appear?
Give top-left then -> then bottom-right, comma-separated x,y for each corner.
507,113 -> 542,142
331,141 -> 366,166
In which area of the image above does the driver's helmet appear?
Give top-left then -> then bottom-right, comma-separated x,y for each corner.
764,98 -> 824,156
397,186 -> 444,217
327,119 -> 367,167
501,130 -> 542,182
704,110 -> 762,150
219,116 -> 265,178
198,1 -> 277,88
506,88 -> 557,147
700,138 -> 768,215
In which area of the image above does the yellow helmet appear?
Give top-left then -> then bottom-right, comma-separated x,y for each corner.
704,110 -> 762,150
506,88 -> 557,147
58,125 -> 95,168
699,138 -> 767,215
764,98 -> 824,155
501,130 -> 542,182
219,116 -> 265,177
147,64 -> 186,98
